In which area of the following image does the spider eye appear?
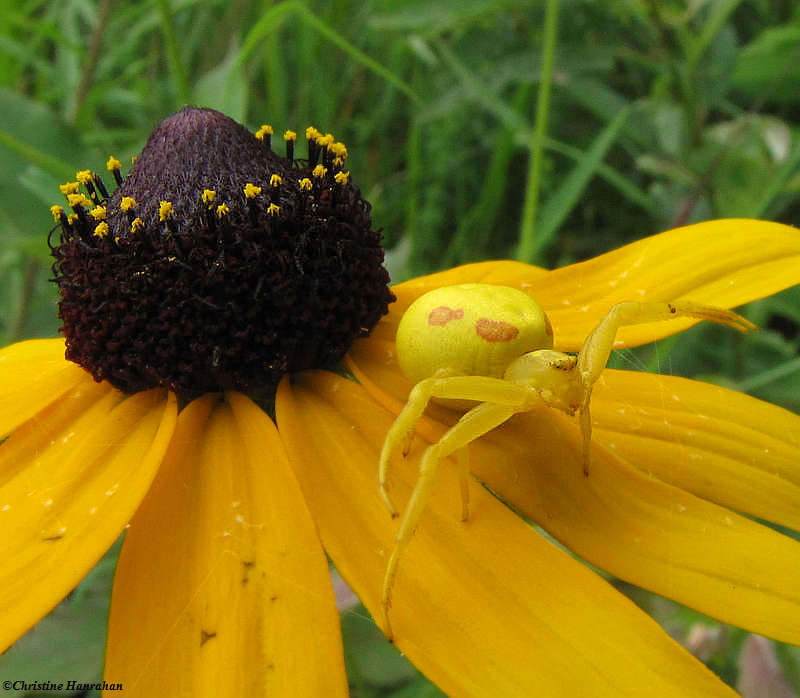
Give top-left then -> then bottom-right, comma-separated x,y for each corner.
395,283 -> 553,383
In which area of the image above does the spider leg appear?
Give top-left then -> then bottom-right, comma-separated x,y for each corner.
579,387 -> 593,477
457,448 -> 470,522
379,376 -> 446,517
379,375 -> 530,517
381,400 -> 520,641
575,300 -> 756,473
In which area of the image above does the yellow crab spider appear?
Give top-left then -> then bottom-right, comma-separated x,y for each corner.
378,282 -> 756,640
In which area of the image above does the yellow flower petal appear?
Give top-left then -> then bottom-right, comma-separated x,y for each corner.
0,379 -> 111,487
105,393 -> 347,697
347,348 -> 800,646
470,408 -> 800,646
0,388 -> 176,652
0,339 -> 89,438
592,369 -> 800,531
523,219 -> 800,350
277,372 -> 737,697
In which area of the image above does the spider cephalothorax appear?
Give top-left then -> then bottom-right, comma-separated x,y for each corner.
378,282 -> 756,639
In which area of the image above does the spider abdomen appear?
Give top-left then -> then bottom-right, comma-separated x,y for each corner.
395,283 -> 554,384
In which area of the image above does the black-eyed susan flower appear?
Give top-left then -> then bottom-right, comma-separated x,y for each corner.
4,106 -> 391,695
2,104 -> 800,696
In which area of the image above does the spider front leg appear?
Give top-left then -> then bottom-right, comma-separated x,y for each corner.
379,373 -> 449,518
575,300 -> 756,474
381,397 -> 526,641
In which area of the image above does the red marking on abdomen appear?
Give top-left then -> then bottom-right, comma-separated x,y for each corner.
428,306 -> 465,326
475,318 -> 519,342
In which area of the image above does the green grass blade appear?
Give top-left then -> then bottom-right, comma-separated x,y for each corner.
435,42 -> 532,135
0,128 -> 75,181
560,76 -> 650,149
736,356 -> 800,393
297,5 -> 419,103
237,1 -> 419,103
443,82 -> 532,265
156,0 -> 191,105
515,0 -> 559,262
686,0 -> 747,75
543,135 -> 654,211
236,1 -> 298,65
531,105 -> 631,258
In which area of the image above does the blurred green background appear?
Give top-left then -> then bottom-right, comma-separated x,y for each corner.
0,0 -> 799,695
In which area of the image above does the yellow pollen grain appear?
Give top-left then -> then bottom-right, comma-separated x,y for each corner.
76,169 -> 93,184
216,202 -> 230,218
283,130 -> 297,142
67,193 -> 92,208
90,206 -> 107,220
159,200 -> 174,221
305,126 -> 321,141
50,205 -> 64,222
120,196 -> 137,212
67,213 -> 78,225
130,156 -> 137,165
299,178 -> 313,191
312,164 -> 327,179
202,189 -> 216,206
244,183 -> 262,199
334,170 -> 350,184
59,181 -> 80,196
130,217 -> 144,233
330,142 -> 348,158
93,221 -> 110,238
106,156 -> 122,171
255,124 -> 274,140
267,203 -> 280,216
269,174 -> 282,187
315,133 -> 335,148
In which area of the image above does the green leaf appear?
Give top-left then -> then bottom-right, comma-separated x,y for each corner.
192,39 -> 248,123
730,24 -> 800,102
341,606 -> 416,686
0,89 -> 78,180
341,605 -> 445,695
751,130 -> 800,218
0,88 -> 88,251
